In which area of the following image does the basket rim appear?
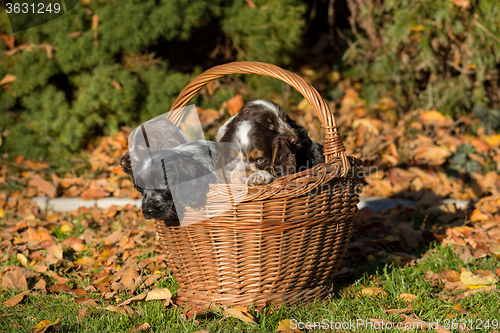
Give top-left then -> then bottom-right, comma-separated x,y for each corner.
165,61 -> 351,176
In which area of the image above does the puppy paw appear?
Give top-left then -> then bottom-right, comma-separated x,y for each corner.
246,170 -> 274,187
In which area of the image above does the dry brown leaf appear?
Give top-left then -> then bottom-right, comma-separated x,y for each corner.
453,304 -> 468,314
2,290 -> 30,307
1,270 -> 28,291
419,110 -> 447,124
111,79 -> 122,90
75,297 -> 98,307
399,293 -> 417,302
0,74 -> 16,86
448,0 -> 470,8
78,308 -> 89,322
29,174 -> 57,198
276,319 -> 303,332
81,186 -> 110,200
244,0 -> 256,8
470,209 -> 489,222
441,270 -> 461,282
223,306 -> 257,326
101,305 -> 138,317
131,323 -> 154,333
145,288 -> 172,301
198,109 -> 220,125
227,95 -> 245,116
360,287 -> 387,297
117,292 -> 148,306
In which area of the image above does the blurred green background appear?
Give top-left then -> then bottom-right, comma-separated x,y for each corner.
0,0 -> 499,162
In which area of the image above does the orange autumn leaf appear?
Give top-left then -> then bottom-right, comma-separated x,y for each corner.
29,174 -> 57,198
441,270 -> 461,282
419,110 -> 447,124
81,186 -> 110,200
223,306 -> 258,326
227,95 -> 245,116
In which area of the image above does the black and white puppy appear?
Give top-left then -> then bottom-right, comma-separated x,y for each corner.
129,140 -> 219,220
215,120 -> 295,186
217,99 -> 325,172
120,117 -> 189,179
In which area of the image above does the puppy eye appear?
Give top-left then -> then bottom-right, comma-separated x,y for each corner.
256,158 -> 265,163
159,181 -> 167,189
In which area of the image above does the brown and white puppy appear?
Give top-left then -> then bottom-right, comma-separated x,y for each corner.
215,120 -> 295,186
217,99 -> 325,172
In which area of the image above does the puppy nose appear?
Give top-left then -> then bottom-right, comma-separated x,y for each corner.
143,208 -> 155,218
289,136 -> 298,145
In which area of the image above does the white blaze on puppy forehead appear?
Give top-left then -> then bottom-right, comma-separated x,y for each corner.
235,120 -> 254,150
247,99 -> 281,115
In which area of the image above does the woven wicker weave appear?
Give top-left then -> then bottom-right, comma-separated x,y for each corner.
155,61 -> 364,307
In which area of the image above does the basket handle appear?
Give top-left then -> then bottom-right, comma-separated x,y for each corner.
168,61 -> 350,174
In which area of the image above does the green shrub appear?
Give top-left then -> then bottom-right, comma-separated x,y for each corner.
343,0 -> 500,115
0,0 -> 306,161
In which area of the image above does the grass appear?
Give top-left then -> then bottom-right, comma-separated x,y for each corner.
1,243 -> 499,333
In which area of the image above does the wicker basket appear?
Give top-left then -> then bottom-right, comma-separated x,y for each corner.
155,61 -> 364,307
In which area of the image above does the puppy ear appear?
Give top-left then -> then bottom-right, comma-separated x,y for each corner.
120,151 -> 134,178
165,155 -> 214,210
271,135 -> 296,177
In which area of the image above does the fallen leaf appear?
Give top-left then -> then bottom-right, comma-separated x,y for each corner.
145,288 -> 172,302
399,293 -> 417,302
17,253 -> 29,267
29,174 -> 57,198
460,270 -> 495,287
385,305 -> 413,314
227,95 -> 245,116
1,270 -> 28,291
131,323 -> 154,332
31,318 -> 60,333
2,290 -> 30,307
276,319 -> 303,332
78,308 -> 89,322
448,0 -> 470,8
116,292 -> 148,306
223,306 -> 258,326
101,305 -> 138,317
81,186 -> 110,200
470,209 -> 489,222
75,297 -> 98,307
0,74 -> 16,86
360,287 -> 387,297
419,110 -> 447,124
454,304 -> 468,314
441,270 -> 461,282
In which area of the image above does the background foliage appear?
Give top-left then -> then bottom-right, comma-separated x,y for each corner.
1,0 -> 500,162
0,0 -> 305,160
344,0 -> 500,116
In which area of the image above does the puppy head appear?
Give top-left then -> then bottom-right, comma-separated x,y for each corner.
135,150 -> 216,220
126,118 -> 189,174
215,120 -> 296,183
218,100 -> 301,152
